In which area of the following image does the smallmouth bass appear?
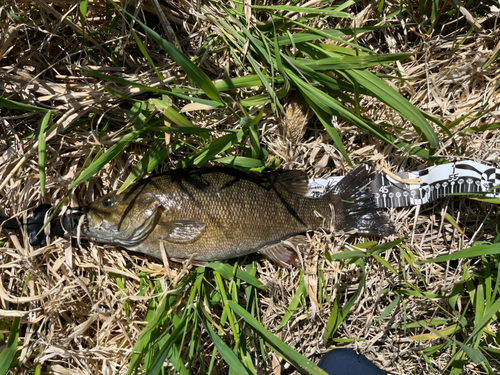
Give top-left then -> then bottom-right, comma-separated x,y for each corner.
79,164 -> 393,267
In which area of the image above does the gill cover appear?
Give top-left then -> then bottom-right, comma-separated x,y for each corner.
113,205 -> 165,247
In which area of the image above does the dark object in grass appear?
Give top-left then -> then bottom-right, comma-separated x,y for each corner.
317,348 -> 386,375
0,204 -> 80,246
78,163 -> 393,267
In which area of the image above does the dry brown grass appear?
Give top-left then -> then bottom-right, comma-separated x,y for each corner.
1,1 -> 500,374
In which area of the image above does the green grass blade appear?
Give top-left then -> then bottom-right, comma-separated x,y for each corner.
0,96 -> 50,112
181,129 -> 245,167
248,121 -> 261,159
7,9 -> 29,22
278,275 -> 306,330
213,271 -> 239,341
79,0 -> 88,38
303,96 -> 352,165
246,53 -> 282,112
454,341 -> 489,366
220,7 -> 286,113
0,316 -> 20,375
79,66 -> 224,108
150,98 -> 210,140
368,237 -> 406,256
318,43 -> 370,56
373,254 -> 400,275
111,1 -> 223,103
325,259 -> 366,341
284,69 -> 359,127
69,128 -> 148,190
491,258 -> 500,304
271,19 -> 285,80
251,4 -> 350,17
462,122 -> 500,133
152,126 -> 234,135
117,138 -> 172,194
227,301 -> 328,374
474,281 -> 485,328
295,53 -> 413,70
323,294 -> 340,346
240,94 -> 273,107
483,260 -> 493,309
470,197 -> 500,204
145,315 -> 190,375
378,295 -> 401,322
392,289 -> 445,299
212,75 -> 279,92
223,6 -> 270,61
38,111 -> 51,196
328,250 -> 368,260
126,273 -> 197,375
286,56 -> 358,101
275,26 -> 394,46
204,323 -> 251,374
468,296 -> 500,346
216,156 -> 266,169
340,69 -> 439,150
419,243 -> 500,263
425,325 -> 489,366
130,28 -> 165,81
129,101 -> 154,130
151,100 -> 200,125
207,263 -> 267,291
285,69 -> 354,163
483,47 -> 500,69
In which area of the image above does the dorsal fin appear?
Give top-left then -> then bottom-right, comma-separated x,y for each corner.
274,170 -> 309,196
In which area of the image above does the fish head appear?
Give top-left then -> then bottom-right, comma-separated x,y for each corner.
81,187 -> 164,247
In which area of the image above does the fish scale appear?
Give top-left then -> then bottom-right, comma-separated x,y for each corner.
79,164 -> 393,266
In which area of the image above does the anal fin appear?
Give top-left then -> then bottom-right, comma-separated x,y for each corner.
258,235 -> 309,269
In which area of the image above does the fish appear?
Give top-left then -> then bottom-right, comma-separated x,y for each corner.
77,163 -> 394,267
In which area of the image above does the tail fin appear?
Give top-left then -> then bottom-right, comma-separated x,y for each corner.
331,163 -> 394,236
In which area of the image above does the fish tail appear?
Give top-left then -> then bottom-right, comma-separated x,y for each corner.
328,163 -> 394,236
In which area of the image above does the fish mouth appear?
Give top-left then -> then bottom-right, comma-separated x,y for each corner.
75,209 -> 117,243
80,221 -> 118,245
57,207 -> 113,243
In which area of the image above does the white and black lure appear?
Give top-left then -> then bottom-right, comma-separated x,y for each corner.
309,160 -> 500,208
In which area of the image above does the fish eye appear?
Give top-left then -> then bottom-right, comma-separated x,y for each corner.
102,197 -> 115,208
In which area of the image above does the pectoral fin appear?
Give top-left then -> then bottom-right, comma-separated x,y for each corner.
258,235 -> 309,269
161,219 -> 206,244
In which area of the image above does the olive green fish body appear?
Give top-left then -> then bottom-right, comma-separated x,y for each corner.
80,165 -> 393,264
